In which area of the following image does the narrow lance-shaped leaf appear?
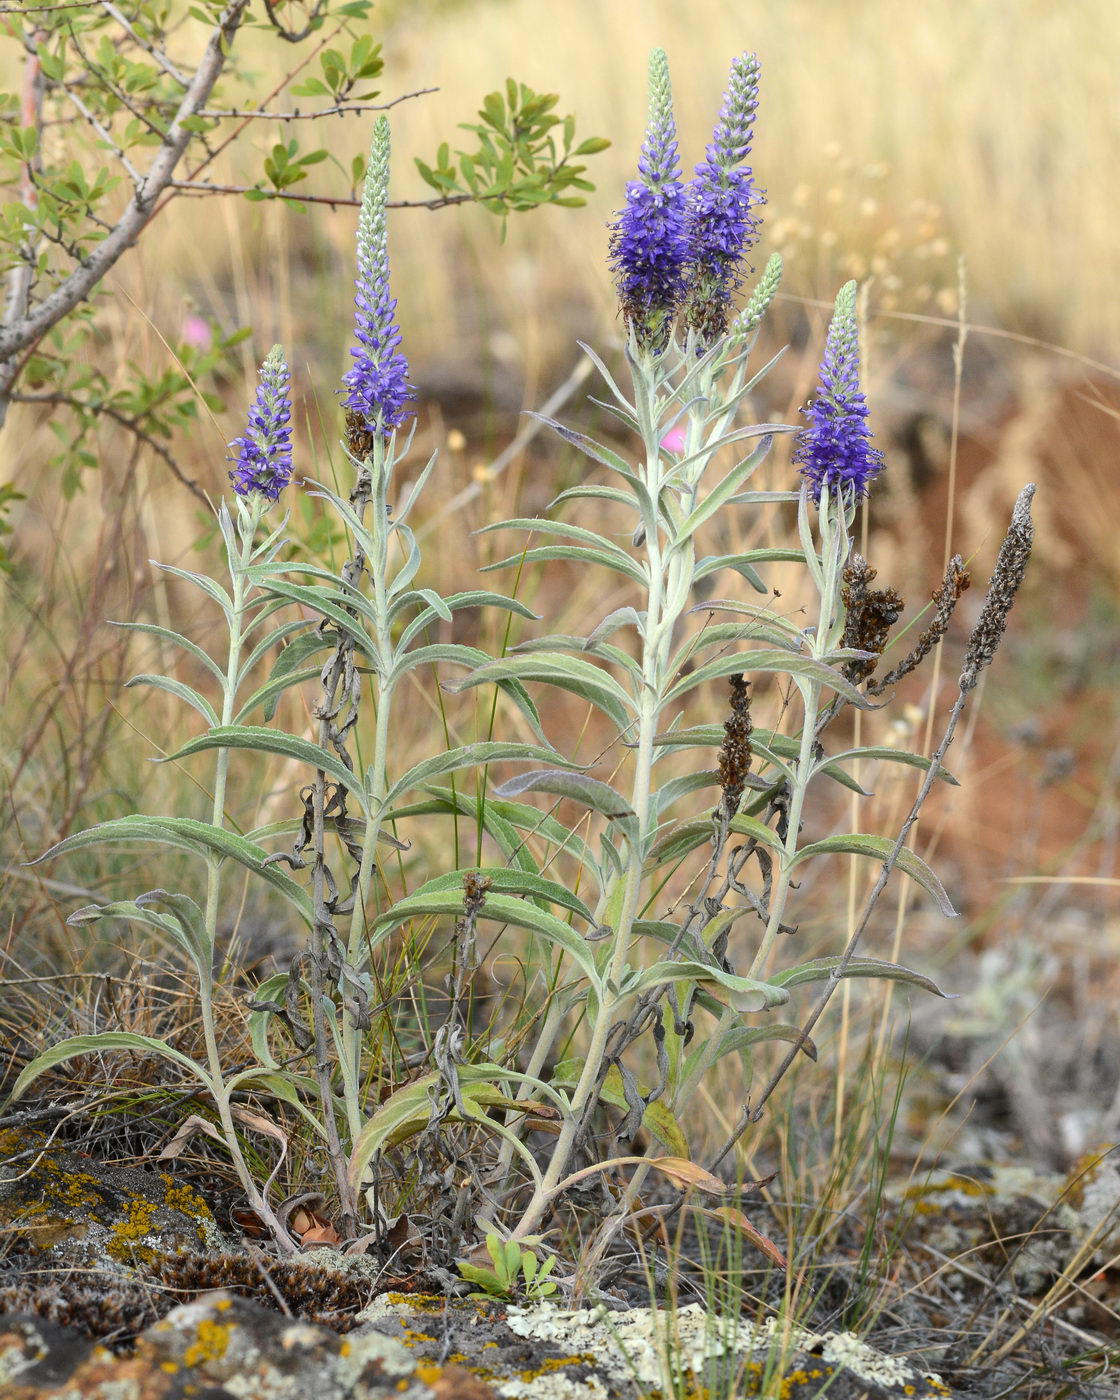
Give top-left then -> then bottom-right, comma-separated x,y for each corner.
789,833 -> 957,916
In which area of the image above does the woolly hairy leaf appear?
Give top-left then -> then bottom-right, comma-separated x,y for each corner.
450,653 -> 635,731
5,1033 -> 212,1108
124,673 -> 218,726
109,620 -> 225,685
395,589 -> 538,649
813,746 -> 959,787
789,834 -> 957,915
386,785 -> 600,889
493,771 -> 636,845
482,544 -> 647,587
672,437 -> 773,541
388,643 -> 547,742
620,959 -> 788,1012
511,634 -> 643,689
151,563 -> 234,619
28,817 -> 313,925
371,890 -> 603,987
165,726 -> 371,819
399,867 -> 597,928
645,812 -> 781,870
771,955 -> 953,998
67,889 -> 211,973
664,650 -> 875,709
386,742 -> 576,806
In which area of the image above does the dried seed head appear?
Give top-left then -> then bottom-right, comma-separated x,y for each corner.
718,673 -> 754,821
461,870 -> 492,919
841,554 -> 904,683
960,484 -> 1035,692
868,554 -> 971,694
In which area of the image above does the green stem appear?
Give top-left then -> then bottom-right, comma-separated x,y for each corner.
512,353 -> 675,1242
198,497 -> 294,1252
341,438 -> 395,1144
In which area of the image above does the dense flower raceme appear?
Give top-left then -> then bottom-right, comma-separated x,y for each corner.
609,48 -> 689,353
794,281 -> 885,502
228,344 -> 294,502
685,52 -> 764,344
342,117 -> 414,439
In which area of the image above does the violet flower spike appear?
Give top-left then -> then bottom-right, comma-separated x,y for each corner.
342,117 -> 414,441
228,344 -> 294,502
794,281 -> 884,503
685,52 -> 765,345
609,48 -> 688,354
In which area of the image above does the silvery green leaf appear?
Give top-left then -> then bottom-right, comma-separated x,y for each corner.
482,544 -> 647,587
645,812 -> 781,871
251,576 -> 380,639
237,618 -> 321,690
664,650 -> 875,710
5,1032 -> 213,1107
394,448 -> 439,525
151,563 -> 234,620
385,742 -> 576,807
585,606 -> 645,648
304,482 -> 376,557
668,624 -> 800,676
165,726 -> 371,819
124,674 -> 218,726
110,621 -> 225,685
494,769 -> 635,824
789,834 -> 957,916
686,598 -> 805,642
694,548 -> 807,582
234,666 -> 323,726
814,746 -> 959,787
725,490 -> 802,506
575,343 -> 638,414
388,644 -> 548,743
386,784 -> 600,887
372,891 -> 604,988
449,653 -> 635,731
394,589 -> 537,647
771,955 -> 953,997
387,522 -> 421,597
672,437 -> 774,539
512,634 -> 642,688
67,891 -> 210,975
29,816 -> 313,924
654,770 -> 720,818
796,485 -> 826,592
623,959 -> 789,1012
400,868 -> 596,926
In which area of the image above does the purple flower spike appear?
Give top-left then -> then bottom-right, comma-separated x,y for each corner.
685,53 -> 764,345
794,282 -> 885,503
609,49 -> 689,353
342,117 -> 414,441
228,344 -> 293,502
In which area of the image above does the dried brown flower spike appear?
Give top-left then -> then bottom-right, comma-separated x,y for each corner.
960,484 -> 1036,692
717,673 -> 754,821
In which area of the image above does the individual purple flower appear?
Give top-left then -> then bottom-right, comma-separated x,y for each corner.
685,53 -> 765,345
794,281 -> 885,503
228,344 -> 293,502
609,48 -> 688,353
342,117 -> 413,441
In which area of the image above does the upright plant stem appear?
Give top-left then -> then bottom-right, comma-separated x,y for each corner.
198,499 -> 294,1251
513,352 -> 674,1241
341,438 -> 394,1143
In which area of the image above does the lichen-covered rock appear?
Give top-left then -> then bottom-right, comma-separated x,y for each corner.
888,1158 -> 1120,1295
356,1294 -> 957,1399
0,1293 -> 496,1399
0,1127 -> 225,1276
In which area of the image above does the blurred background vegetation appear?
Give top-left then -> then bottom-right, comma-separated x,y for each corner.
2,0 -> 1118,1172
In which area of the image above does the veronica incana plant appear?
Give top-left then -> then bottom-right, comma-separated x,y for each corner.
9,55 -> 1034,1272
